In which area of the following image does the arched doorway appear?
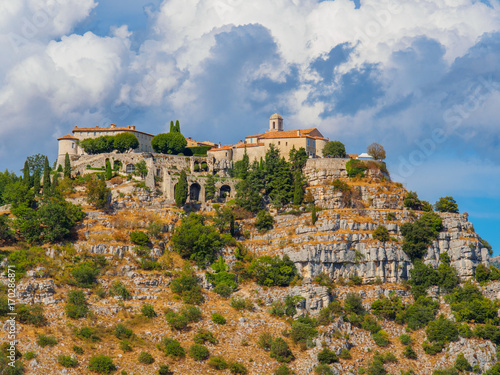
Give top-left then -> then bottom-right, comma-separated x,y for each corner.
190,183 -> 201,201
220,185 -> 231,199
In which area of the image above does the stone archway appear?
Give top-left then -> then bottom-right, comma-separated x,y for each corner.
220,185 -> 231,199
190,183 -> 201,201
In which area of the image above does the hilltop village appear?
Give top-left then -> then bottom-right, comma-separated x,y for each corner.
0,113 -> 497,375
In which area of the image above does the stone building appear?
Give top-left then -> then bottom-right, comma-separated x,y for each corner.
207,114 -> 329,162
57,124 -> 154,166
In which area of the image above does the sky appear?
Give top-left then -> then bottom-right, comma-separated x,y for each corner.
0,0 -> 500,254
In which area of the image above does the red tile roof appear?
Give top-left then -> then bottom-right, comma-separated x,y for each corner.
73,126 -> 153,137
57,134 -> 79,141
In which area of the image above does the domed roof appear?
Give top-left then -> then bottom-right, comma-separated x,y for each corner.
269,113 -> 283,120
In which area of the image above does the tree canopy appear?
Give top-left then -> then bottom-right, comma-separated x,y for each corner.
367,142 -> 386,160
151,132 -> 187,154
434,196 -> 459,213
323,141 -> 346,158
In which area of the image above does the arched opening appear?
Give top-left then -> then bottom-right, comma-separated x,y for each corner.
201,162 -> 208,172
190,183 -> 201,201
126,164 -> 135,174
113,160 -> 122,171
220,185 -> 231,199
193,161 -> 200,172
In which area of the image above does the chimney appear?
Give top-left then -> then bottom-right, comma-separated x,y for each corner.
297,130 -> 300,136
131,125 -> 136,130
110,123 -> 116,128
219,142 -> 221,148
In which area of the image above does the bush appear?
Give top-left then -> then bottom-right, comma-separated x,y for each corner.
426,315 -> 459,344
180,305 -> 203,322
255,210 -> 274,232
344,293 -> 365,315
212,313 -> 226,325
257,332 -> 274,351
86,179 -> 111,209
24,351 -> 36,360
270,337 -> 294,363
248,255 -> 298,287
208,356 -> 228,370
151,132 -> 187,155
339,349 -> 352,360
422,341 -> 444,355
317,347 -> 338,364
314,364 -> 334,375
230,296 -> 253,311
290,320 -> 318,344
88,355 -> 116,374
433,369 -> 459,375
58,355 -> 78,368
371,294 -> 404,321
37,334 -> 57,347
170,269 -> 204,305
270,295 -> 304,317
114,324 -> 133,339
165,311 -> 189,330
17,304 -> 46,326
109,281 -> 131,300
141,303 -> 157,318
65,290 -> 89,319
130,231 -> 149,246
162,338 -> 185,358
194,329 -> 218,345
404,296 -> 440,330
72,345 -> 84,355
228,361 -> 248,374
434,197 -> 459,213
138,351 -> 154,365
403,345 -> 417,359
373,225 -> 390,242
274,364 -> 293,375
362,315 -> 381,334
158,364 -> 172,375
372,331 -> 390,347
213,283 -> 235,298
323,140 -> 346,158
120,341 -> 132,352
401,212 -> 442,260
331,179 -> 350,192
346,159 -> 367,178
72,262 -> 100,287
454,353 -> 471,372
399,334 -> 412,345
75,326 -> 100,342
446,282 -> 498,324
189,344 -> 210,361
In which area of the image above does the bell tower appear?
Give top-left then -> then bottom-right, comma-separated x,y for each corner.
269,113 -> 283,132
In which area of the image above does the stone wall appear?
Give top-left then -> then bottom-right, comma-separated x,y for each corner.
303,158 -> 349,186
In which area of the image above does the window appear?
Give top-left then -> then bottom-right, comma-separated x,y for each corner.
94,132 -> 96,136
71,143 -> 74,149
126,164 -> 135,174
286,142 -> 288,146
307,139 -> 310,146
273,121 -> 275,129
312,140 -> 316,147
278,141 -> 280,145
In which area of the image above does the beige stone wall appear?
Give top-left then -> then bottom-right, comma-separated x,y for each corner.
315,139 -> 328,158
232,145 -> 266,163
207,148 -> 233,161
73,129 -> 153,153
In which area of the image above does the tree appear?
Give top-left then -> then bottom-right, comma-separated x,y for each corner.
135,161 -> 148,178
64,153 -> 71,178
114,132 -> 139,152
323,141 -> 346,158
174,120 -> 181,133
234,150 -> 250,179
205,174 -> 216,201
0,169 -> 19,206
33,169 -> 41,195
175,170 -> 188,208
42,156 -> 51,194
434,196 -> 459,213
289,147 -> 308,172
0,215 -> 14,242
151,133 -> 187,154
86,179 -> 111,209
22,160 -> 30,186
105,159 -> 112,180
367,142 -> 386,160
169,120 -> 174,133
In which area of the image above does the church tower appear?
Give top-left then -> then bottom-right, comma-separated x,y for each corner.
269,113 -> 283,132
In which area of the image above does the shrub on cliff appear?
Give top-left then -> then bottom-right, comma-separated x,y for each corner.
170,267 -> 204,304
434,196 -> 459,213
373,225 -> 390,242
248,255 -> 298,287
88,355 -> 116,373
129,231 -> 149,246
322,140 -> 346,158
270,337 -> 294,363
446,281 -> 498,324
401,212 -> 442,261
65,291 -> 89,319
404,296 -> 439,330
255,210 -> 274,232
346,159 -> 367,178
151,132 -> 187,155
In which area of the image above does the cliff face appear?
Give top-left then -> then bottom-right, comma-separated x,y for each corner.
243,178 -> 489,283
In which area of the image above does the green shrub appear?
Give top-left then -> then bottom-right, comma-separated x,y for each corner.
212,313 -> 226,325
158,364 -> 172,375
274,364 -> 293,375
138,351 -> 154,364
72,262 -> 100,287
230,296 -> 254,311
270,337 -> 294,363
314,364 -> 334,375
346,159 -> 367,178
58,355 -> 78,368
290,321 -> 318,344
109,281 -> 131,300
454,353 -> 471,372
422,341 -> 444,355
404,296 -> 440,330
331,179 -> 350,192
434,197 -> 459,213
165,310 -> 189,330
141,303 -> 157,318
372,331 -> 390,347
17,304 -> 46,326
257,332 -> 274,351
162,338 -> 185,358
213,283 -> 235,298
228,361 -> 248,374
130,231 -> 149,246
189,344 -> 210,361
317,347 -> 338,364
339,349 -> 352,359
75,326 -> 100,342
433,368 -> 459,375
24,351 -> 36,360
120,340 -> 132,352
65,290 -> 89,319
401,212 -> 442,260
403,345 -> 417,359
170,268 -> 204,304
371,294 -> 404,321
386,212 -> 396,220
194,329 -> 217,344
88,355 -> 116,373
344,293 -> 365,315
114,324 -> 133,339
255,210 -> 274,232
208,356 -> 228,370
72,345 -> 84,355
362,315 -> 381,334
426,315 -> 459,344
180,305 -> 202,322
446,282 -> 498,324
373,225 -> 390,242
248,255 -> 298,287
36,334 -> 57,347
399,334 -> 412,345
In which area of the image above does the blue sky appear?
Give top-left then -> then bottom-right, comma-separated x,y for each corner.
0,0 -> 500,254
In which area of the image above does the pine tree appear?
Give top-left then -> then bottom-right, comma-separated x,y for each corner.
33,169 -> 41,195
64,153 -> 71,178
230,214 -> 235,237
52,172 -> 60,191
105,160 -> 112,180
169,120 -> 174,133
42,156 -> 51,194
205,174 -> 216,201
22,160 -> 30,186
293,173 -> 304,206
175,170 -> 188,208
311,205 -> 318,225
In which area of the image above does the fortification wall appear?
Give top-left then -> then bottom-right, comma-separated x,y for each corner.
303,158 -> 349,185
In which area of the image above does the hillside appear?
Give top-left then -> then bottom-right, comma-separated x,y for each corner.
0,162 -> 499,375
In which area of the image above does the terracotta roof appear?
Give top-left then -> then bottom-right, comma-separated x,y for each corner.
348,154 -> 359,159
236,143 -> 264,148
209,145 -> 233,151
57,134 -> 78,141
245,133 -> 264,139
73,126 -> 154,137
257,129 -> 327,140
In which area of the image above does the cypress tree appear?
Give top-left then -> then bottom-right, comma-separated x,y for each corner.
174,120 -> 180,133
175,170 -> 188,208
42,156 -> 51,194
33,169 -> 41,195
312,205 -> 318,225
52,172 -> 59,191
293,173 -> 304,206
64,153 -> 71,178
230,214 -> 235,237
22,160 -> 30,186
205,174 -> 216,201
105,160 -> 112,180
169,120 -> 174,133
